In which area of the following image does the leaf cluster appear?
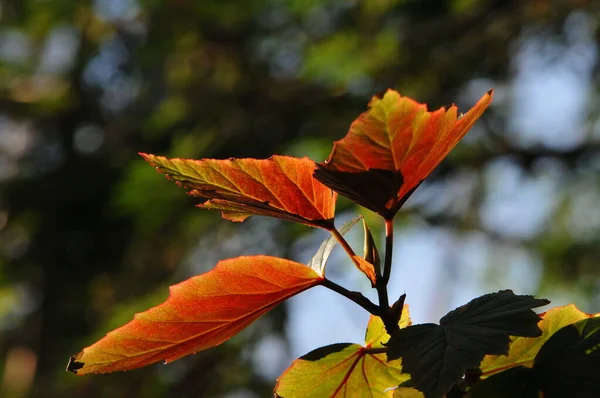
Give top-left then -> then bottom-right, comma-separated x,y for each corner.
66,89 -> 600,397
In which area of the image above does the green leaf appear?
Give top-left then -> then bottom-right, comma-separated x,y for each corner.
307,216 -> 361,275
466,366 -> 538,398
480,304 -> 597,378
534,316 -> 600,397
275,311 -> 411,397
393,386 -> 425,397
386,290 -> 549,398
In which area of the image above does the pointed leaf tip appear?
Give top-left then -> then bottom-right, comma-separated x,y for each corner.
68,256 -> 323,374
66,356 -> 84,374
315,90 -> 492,218
362,218 -> 381,273
141,153 -> 337,229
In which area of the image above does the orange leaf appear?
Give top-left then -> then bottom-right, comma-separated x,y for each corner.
314,89 -> 492,218
352,255 -> 377,286
479,304 -> 598,378
274,308 -> 411,397
67,256 -> 323,374
141,154 -> 337,229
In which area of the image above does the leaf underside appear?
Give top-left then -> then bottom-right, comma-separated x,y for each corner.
67,256 -> 323,375
314,89 -> 493,218
386,290 -> 548,398
141,153 -> 337,229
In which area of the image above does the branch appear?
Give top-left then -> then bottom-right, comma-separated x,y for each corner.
320,278 -> 381,316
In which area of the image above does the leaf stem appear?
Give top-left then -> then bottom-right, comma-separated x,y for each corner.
321,278 -> 381,316
374,218 -> 397,332
330,226 -> 358,261
363,347 -> 387,354
382,218 -> 394,284
330,225 -> 377,284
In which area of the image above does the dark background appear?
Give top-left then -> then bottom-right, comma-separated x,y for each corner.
1,0 -> 599,397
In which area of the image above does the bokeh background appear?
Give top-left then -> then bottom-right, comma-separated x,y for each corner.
1,0 -> 599,397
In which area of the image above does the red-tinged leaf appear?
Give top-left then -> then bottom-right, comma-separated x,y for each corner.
275,308 -> 411,398
67,256 -> 323,375
353,254 -> 377,286
479,304 -> 598,378
314,89 -> 493,219
140,153 -> 337,229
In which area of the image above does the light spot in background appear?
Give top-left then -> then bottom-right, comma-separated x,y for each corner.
509,11 -> 597,150
94,0 -> 140,22
252,335 -> 288,380
0,29 -> 31,64
0,346 -> 37,396
74,124 -> 105,154
38,26 -> 80,75
0,115 -> 35,179
480,157 -> 558,239
0,117 -> 35,158
0,284 -> 38,331
83,38 -> 128,88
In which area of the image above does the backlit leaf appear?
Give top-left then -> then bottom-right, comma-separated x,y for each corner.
470,312 -> 600,398
386,290 -> 548,398
479,304 -> 596,377
314,89 -> 492,218
365,306 -> 412,348
67,256 -> 323,374
393,387 -> 426,398
274,308 -> 411,397
352,254 -> 378,286
307,216 -> 362,275
141,154 -> 337,229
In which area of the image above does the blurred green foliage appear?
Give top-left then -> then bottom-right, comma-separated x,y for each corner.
0,0 -> 599,397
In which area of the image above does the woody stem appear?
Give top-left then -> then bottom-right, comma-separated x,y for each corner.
376,218 -> 397,332
321,278 -> 381,316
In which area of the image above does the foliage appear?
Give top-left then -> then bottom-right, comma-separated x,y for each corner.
2,1 -> 600,397
67,90 -> 599,397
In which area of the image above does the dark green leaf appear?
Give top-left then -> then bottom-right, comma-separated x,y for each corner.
386,290 -> 549,398
534,316 -> 600,398
466,366 -> 538,398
